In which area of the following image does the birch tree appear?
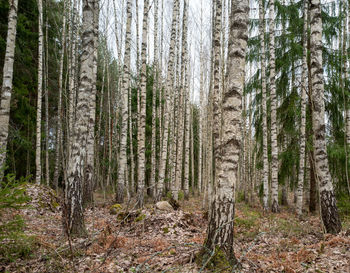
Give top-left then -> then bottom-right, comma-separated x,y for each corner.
137,0 -> 150,208
35,0 -> 44,185
0,0 -> 19,181
296,0 -> 308,216
205,0 -> 249,262
116,0 -> 133,203
269,0 -> 279,212
64,0 -> 98,236
309,0 -> 341,234
157,0 -> 180,201
259,0 -> 269,211
53,0 -> 67,189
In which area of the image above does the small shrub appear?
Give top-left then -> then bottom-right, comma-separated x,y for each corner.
178,190 -> 184,201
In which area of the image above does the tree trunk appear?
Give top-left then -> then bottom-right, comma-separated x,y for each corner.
309,0 -> 341,234
137,0 -> 150,208
64,0 -> 98,237
296,0 -> 308,216
205,0 -> 249,263
0,0 -> 19,181
82,0 -> 99,205
269,0 -> 279,213
53,0 -> 67,190
259,0 -> 269,211
116,0 -> 133,204
157,0 -> 180,201
35,0 -> 44,185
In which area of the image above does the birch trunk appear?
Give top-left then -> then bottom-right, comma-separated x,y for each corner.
44,12 -> 50,186
157,0 -> 180,201
137,0 -> 149,208
53,0 -> 67,189
269,0 -> 279,212
35,0 -> 44,185
64,0 -> 98,236
116,0 -> 133,203
150,0 -> 159,199
259,0 -> 269,211
296,0 -> 308,216
0,0 -> 19,180
205,0 -> 249,262
310,0 -> 341,234
83,0 -> 99,205
212,0 -> 222,189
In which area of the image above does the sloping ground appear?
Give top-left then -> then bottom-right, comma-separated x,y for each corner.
1,186 -> 350,272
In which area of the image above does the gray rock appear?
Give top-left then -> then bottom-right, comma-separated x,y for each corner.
155,201 -> 174,211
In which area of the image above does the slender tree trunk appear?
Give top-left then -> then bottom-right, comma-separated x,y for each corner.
116,0 -> 133,204
157,0 -> 180,201
53,0 -> 67,189
296,0 -> 308,216
150,0 -> 159,199
259,0 -> 269,211
44,10 -> 50,187
137,0 -> 149,208
205,0 -> 249,262
129,86 -> 135,196
184,78 -> 190,200
83,0 -> 99,205
269,0 -> 279,212
35,0 -> 44,185
64,0 -> 98,237
310,0 -> 341,234
0,0 -> 19,181
212,0 -> 222,194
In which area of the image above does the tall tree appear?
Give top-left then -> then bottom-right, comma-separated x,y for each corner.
309,0 -> 341,234
296,0 -> 308,216
64,0 -> 98,236
259,0 -> 269,211
157,0 -> 180,201
0,0 -> 19,181
137,0 -> 149,208
269,0 -> 279,212
116,0 -> 133,204
53,0 -> 67,189
35,0 -> 44,184
205,0 -> 249,263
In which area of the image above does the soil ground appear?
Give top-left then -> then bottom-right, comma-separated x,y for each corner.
1,186 -> 350,272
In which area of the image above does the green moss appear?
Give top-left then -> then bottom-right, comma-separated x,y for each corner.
196,246 -> 234,271
110,204 -> 123,215
163,227 -> 169,234
135,214 -> 146,222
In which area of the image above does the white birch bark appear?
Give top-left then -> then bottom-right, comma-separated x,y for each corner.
53,0 -> 67,189
137,0 -> 149,208
116,0 -> 132,203
0,0 -> 19,180
310,0 -> 341,234
259,0 -> 269,211
269,0 -> 279,212
35,0 -> 44,185
296,0 -> 308,216
157,0 -> 180,201
150,0 -> 159,199
205,0 -> 249,260
64,0 -> 98,236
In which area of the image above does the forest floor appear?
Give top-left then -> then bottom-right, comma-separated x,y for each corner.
1,184 -> 350,273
